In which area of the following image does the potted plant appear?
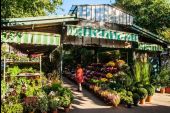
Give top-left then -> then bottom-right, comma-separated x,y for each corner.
145,85 -> 155,102
38,96 -> 48,113
60,96 -> 71,113
137,88 -> 148,104
132,93 -> 140,106
49,97 -> 60,113
1,102 -> 23,113
156,69 -> 169,94
24,101 -> 38,113
124,96 -> 133,108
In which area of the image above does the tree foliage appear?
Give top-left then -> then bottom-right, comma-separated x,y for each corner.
1,0 -> 63,18
114,0 -> 170,41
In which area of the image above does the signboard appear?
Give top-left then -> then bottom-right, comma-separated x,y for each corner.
67,25 -> 138,42
138,43 -> 163,51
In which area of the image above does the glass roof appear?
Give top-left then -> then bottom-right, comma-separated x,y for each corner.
68,4 -> 134,25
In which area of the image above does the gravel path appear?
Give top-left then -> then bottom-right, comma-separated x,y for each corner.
62,77 -> 170,113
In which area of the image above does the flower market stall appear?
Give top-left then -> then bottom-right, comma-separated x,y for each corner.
1,4 -> 170,112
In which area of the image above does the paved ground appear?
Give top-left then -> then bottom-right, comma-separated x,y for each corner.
62,77 -> 170,113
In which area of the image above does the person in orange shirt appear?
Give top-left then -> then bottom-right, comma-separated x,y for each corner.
75,64 -> 84,92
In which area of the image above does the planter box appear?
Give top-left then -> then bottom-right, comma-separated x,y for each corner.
165,87 -> 170,93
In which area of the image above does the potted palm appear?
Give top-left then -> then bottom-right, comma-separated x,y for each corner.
137,88 -> 148,104
145,85 -> 155,102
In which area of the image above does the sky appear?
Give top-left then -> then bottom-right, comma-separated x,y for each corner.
56,0 -> 115,15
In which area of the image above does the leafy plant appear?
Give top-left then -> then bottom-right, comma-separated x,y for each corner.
24,100 -> 38,113
132,93 -> 140,106
43,85 -> 52,94
156,69 -> 170,87
1,80 -> 7,97
25,85 -> 35,96
144,84 -> 155,96
1,103 -> 23,113
7,66 -> 21,76
21,67 -> 36,73
137,88 -> 148,99
60,96 -> 71,107
49,97 -> 60,110
51,83 -> 62,92
38,94 -> 48,113
124,96 -> 133,105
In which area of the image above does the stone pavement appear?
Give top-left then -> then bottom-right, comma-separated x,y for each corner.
62,77 -> 170,113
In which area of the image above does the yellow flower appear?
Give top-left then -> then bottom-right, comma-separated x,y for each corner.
101,78 -> 108,82
117,60 -> 125,64
106,61 -> 115,67
106,73 -> 113,78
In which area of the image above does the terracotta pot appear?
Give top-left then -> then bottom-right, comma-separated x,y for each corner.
146,96 -> 152,102
52,109 -> 58,113
64,107 -> 70,113
165,87 -> 170,93
139,98 -> 145,104
160,88 -> 165,94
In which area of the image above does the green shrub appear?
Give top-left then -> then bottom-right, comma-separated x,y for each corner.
124,96 -> 133,105
137,88 -> 148,99
132,93 -> 140,106
144,84 -> 155,96
51,83 -> 62,91
132,93 -> 140,102
127,91 -> 133,97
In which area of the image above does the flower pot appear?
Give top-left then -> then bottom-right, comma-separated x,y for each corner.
64,105 -> 70,113
52,109 -> 58,113
160,88 -> 165,94
165,87 -> 170,93
146,96 -> 152,102
139,98 -> 145,104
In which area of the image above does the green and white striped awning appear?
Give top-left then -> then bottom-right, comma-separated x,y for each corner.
138,42 -> 164,51
1,31 -> 60,46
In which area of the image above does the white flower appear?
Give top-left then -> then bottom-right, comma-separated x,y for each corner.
49,91 -> 55,96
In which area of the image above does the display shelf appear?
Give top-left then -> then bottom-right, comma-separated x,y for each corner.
6,61 -> 39,64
